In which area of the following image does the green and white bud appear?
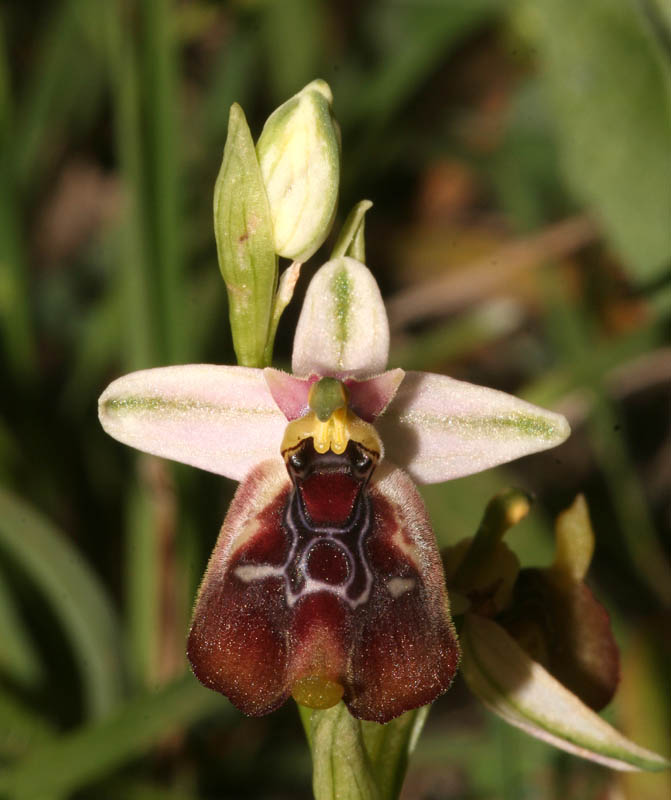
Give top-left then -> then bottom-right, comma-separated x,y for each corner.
257,79 -> 340,262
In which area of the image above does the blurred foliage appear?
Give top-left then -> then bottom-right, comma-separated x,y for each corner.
516,0 -> 671,284
0,1 -> 669,798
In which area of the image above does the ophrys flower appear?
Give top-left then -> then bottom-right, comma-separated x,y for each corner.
98,256 -> 570,722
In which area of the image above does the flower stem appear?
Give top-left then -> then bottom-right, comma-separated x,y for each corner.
452,488 -> 531,591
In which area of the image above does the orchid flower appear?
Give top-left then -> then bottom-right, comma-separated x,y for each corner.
446,490 -> 669,772
99,255 -> 571,723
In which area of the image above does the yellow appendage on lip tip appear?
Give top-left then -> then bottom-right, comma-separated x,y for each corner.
292,675 -> 344,709
313,406 -> 348,454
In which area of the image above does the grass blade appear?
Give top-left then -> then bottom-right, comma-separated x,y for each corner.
0,674 -> 233,800
0,488 -> 124,720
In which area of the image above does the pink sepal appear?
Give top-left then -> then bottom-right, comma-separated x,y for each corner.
345,368 -> 405,422
264,367 -> 405,423
264,369 -> 316,421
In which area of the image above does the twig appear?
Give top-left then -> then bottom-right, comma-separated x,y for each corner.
386,216 -> 598,330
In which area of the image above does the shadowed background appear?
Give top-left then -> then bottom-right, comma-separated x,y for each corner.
0,0 -> 669,798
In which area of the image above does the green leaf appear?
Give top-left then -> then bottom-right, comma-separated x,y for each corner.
521,319 -> 666,409
137,0 -> 187,364
338,0 -> 501,184
342,0 -> 501,130
0,674 -> 232,800
105,0 -> 157,370
260,0 -> 324,104
0,687 -> 55,759
0,563 -> 42,686
461,614 -> 671,772
525,0 -> 671,282
331,200 -> 373,262
124,478 -> 159,689
13,0 -> 105,189
0,16 -> 36,377
0,488 -> 124,720
214,103 -> 277,367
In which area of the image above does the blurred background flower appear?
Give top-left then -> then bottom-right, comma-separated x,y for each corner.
0,1 -> 668,798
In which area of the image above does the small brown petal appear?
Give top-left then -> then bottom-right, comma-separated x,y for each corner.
500,567 -> 620,711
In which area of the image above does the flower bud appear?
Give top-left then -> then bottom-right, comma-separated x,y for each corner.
257,79 -> 340,262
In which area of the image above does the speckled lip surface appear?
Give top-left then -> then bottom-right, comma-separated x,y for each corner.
187,453 -> 460,722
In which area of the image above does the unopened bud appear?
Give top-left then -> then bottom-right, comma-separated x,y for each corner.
257,80 -> 340,262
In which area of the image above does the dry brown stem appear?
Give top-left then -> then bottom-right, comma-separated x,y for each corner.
386,215 -> 598,330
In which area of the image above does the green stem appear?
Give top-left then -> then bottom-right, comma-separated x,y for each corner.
139,0 -> 186,363
453,488 -> 531,591
307,703 -> 381,800
263,260 -> 302,366
105,0 -> 160,688
300,702 -> 430,800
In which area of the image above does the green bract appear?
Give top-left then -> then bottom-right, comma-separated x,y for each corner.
331,199 -> 373,262
257,79 -> 340,262
213,103 -> 277,368
461,614 -> 669,772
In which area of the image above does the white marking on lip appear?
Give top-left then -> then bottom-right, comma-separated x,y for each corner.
232,485 -> 376,609
386,577 -> 415,598
234,564 -> 283,582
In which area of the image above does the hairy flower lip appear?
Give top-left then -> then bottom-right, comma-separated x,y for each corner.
186,457 -> 461,723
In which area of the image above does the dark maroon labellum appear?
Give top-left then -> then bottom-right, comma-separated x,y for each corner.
187,437 -> 459,722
